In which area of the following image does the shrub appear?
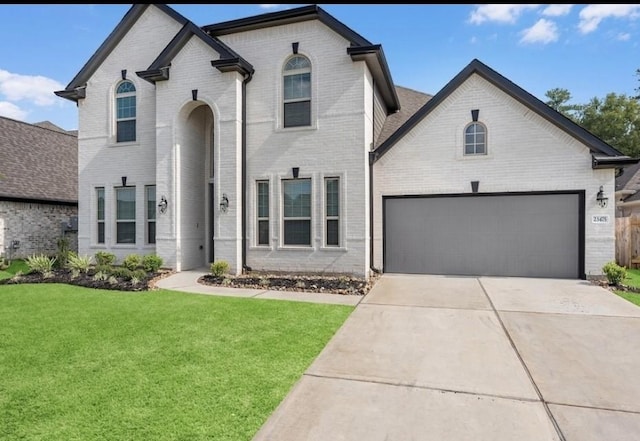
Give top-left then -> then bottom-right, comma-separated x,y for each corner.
26,254 -> 57,275
210,260 -> 230,277
95,251 -> 116,266
0,257 -> 9,271
142,254 -> 163,273
133,269 -> 148,281
94,264 -> 113,275
55,237 -> 71,269
110,267 -> 133,280
67,254 -> 92,273
122,254 -> 142,271
602,261 -> 627,286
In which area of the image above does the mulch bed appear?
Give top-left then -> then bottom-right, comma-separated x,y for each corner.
199,271 -> 380,296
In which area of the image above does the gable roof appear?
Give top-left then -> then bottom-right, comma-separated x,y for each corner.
203,4 -> 400,113
616,161 -> 640,192
376,86 -> 432,149
0,116 -> 77,204
371,58 -> 638,169
55,4 -> 189,101
137,21 -> 254,83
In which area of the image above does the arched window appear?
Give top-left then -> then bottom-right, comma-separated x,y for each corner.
116,80 -> 136,142
283,55 -> 311,128
464,122 -> 486,155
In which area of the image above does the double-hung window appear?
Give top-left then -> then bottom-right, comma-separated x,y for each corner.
283,55 -> 311,128
146,185 -> 156,244
96,187 -> 105,244
325,178 -> 339,246
116,80 -> 136,142
116,187 -> 136,244
283,179 -> 311,246
257,181 -> 270,246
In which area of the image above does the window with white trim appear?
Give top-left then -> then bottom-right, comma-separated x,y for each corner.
146,185 -> 156,244
96,187 -> 105,244
116,186 -> 136,244
116,80 -> 136,142
325,177 -> 339,247
257,181 -> 270,246
283,179 -> 311,246
283,55 -> 311,128
464,122 -> 487,155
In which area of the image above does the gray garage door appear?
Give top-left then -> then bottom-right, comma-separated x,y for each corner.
384,193 -> 581,279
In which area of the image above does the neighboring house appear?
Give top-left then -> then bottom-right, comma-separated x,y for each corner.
0,116 -> 78,259
54,4 -> 637,280
615,162 -> 640,217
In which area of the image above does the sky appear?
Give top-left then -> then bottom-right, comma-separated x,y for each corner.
0,4 -> 638,131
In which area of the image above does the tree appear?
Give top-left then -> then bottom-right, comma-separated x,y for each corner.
579,93 -> 640,157
635,68 -> 640,100
545,87 -> 582,121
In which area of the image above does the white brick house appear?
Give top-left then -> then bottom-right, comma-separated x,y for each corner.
55,4 -> 636,280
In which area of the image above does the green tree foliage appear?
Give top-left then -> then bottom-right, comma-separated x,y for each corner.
545,84 -> 640,158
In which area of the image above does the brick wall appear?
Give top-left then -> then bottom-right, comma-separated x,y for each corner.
0,201 -> 78,259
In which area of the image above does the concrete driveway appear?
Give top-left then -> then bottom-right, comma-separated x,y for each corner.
252,274 -> 640,441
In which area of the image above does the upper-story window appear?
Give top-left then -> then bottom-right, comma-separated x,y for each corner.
116,80 -> 136,143
464,122 -> 487,155
283,55 -> 311,128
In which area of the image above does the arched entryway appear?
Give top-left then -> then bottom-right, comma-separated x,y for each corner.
176,103 -> 215,270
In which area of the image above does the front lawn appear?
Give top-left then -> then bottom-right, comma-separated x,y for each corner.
0,284 -> 353,441
614,290 -> 640,307
623,268 -> 640,289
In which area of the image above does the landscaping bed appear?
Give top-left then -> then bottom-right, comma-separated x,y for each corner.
199,271 -> 379,296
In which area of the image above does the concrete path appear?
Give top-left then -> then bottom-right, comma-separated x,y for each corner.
153,269 -> 362,306
252,273 -> 640,441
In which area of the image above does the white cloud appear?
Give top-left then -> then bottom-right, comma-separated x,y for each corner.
520,18 -> 559,44
259,4 -> 280,9
469,4 -> 540,24
470,36 -> 478,44
0,101 -> 28,120
578,4 -> 640,34
542,4 -> 573,17
617,32 -> 631,41
0,69 -> 64,106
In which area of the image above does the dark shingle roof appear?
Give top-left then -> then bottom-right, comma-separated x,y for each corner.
376,86 -> 432,149
0,116 -> 77,203
616,161 -> 640,192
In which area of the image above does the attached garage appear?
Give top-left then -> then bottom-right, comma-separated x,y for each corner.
383,192 -> 584,279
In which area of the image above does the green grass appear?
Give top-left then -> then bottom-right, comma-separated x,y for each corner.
0,259 -> 29,280
623,268 -> 640,289
0,284 -> 353,441
614,290 -> 640,307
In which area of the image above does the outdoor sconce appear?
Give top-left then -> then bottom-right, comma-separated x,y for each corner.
158,195 -> 168,214
292,167 -> 300,179
220,193 -> 229,213
596,186 -> 608,208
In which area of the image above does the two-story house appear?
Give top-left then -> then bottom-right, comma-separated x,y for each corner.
55,4 -> 636,280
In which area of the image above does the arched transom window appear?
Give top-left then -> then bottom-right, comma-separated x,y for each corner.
283,55 -> 311,128
116,80 -> 136,142
464,122 -> 487,155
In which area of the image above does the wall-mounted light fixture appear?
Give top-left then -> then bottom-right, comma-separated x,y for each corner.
292,167 -> 300,179
220,193 -> 229,213
121,176 -> 127,187
158,195 -> 168,214
596,186 -> 608,208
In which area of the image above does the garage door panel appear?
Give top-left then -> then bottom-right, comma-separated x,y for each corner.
384,193 -> 580,279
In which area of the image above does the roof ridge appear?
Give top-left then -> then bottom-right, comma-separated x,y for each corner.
0,115 -> 77,137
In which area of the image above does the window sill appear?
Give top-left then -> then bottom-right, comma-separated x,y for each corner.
320,246 -> 347,252
276,245 -> 314,251
249,245 -> 273,251
276,123 -> 317,133
109,141 -> 139,148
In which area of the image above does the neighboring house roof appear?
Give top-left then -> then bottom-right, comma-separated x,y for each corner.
371,58 -> 638,169
33,120 -> 75,135
376,86 -> 432,149
204,4 -> 400,113
0,116 -> 77,204
616,161 -> 640,192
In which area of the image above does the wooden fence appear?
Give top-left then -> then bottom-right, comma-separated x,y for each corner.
615,215 -> 640,267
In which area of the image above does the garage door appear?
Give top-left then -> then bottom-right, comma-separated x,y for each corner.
384,192 -> 582,279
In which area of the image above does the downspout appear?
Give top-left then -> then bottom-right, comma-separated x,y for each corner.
242,70 -> 254,272
369,150 -> 377,274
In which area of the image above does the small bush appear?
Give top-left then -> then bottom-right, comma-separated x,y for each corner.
210,260 -> 230,277
93,271 -> 109,282
602,261 -> 627,286
133,269 -> 148,281
122,254 -> 142,271
142,254 -> 163,273
94,264 -> 113,275
67,254 -> 92,273
26,254 -> 57,275
55,237 -> 71,269
95,251 -> 116,266
0,257 -> 9,271
110,267 -> 133,280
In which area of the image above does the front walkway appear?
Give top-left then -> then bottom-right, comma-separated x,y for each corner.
252,273 -> 640,440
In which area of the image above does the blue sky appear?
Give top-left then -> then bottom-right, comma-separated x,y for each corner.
0,4 -> 638,131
